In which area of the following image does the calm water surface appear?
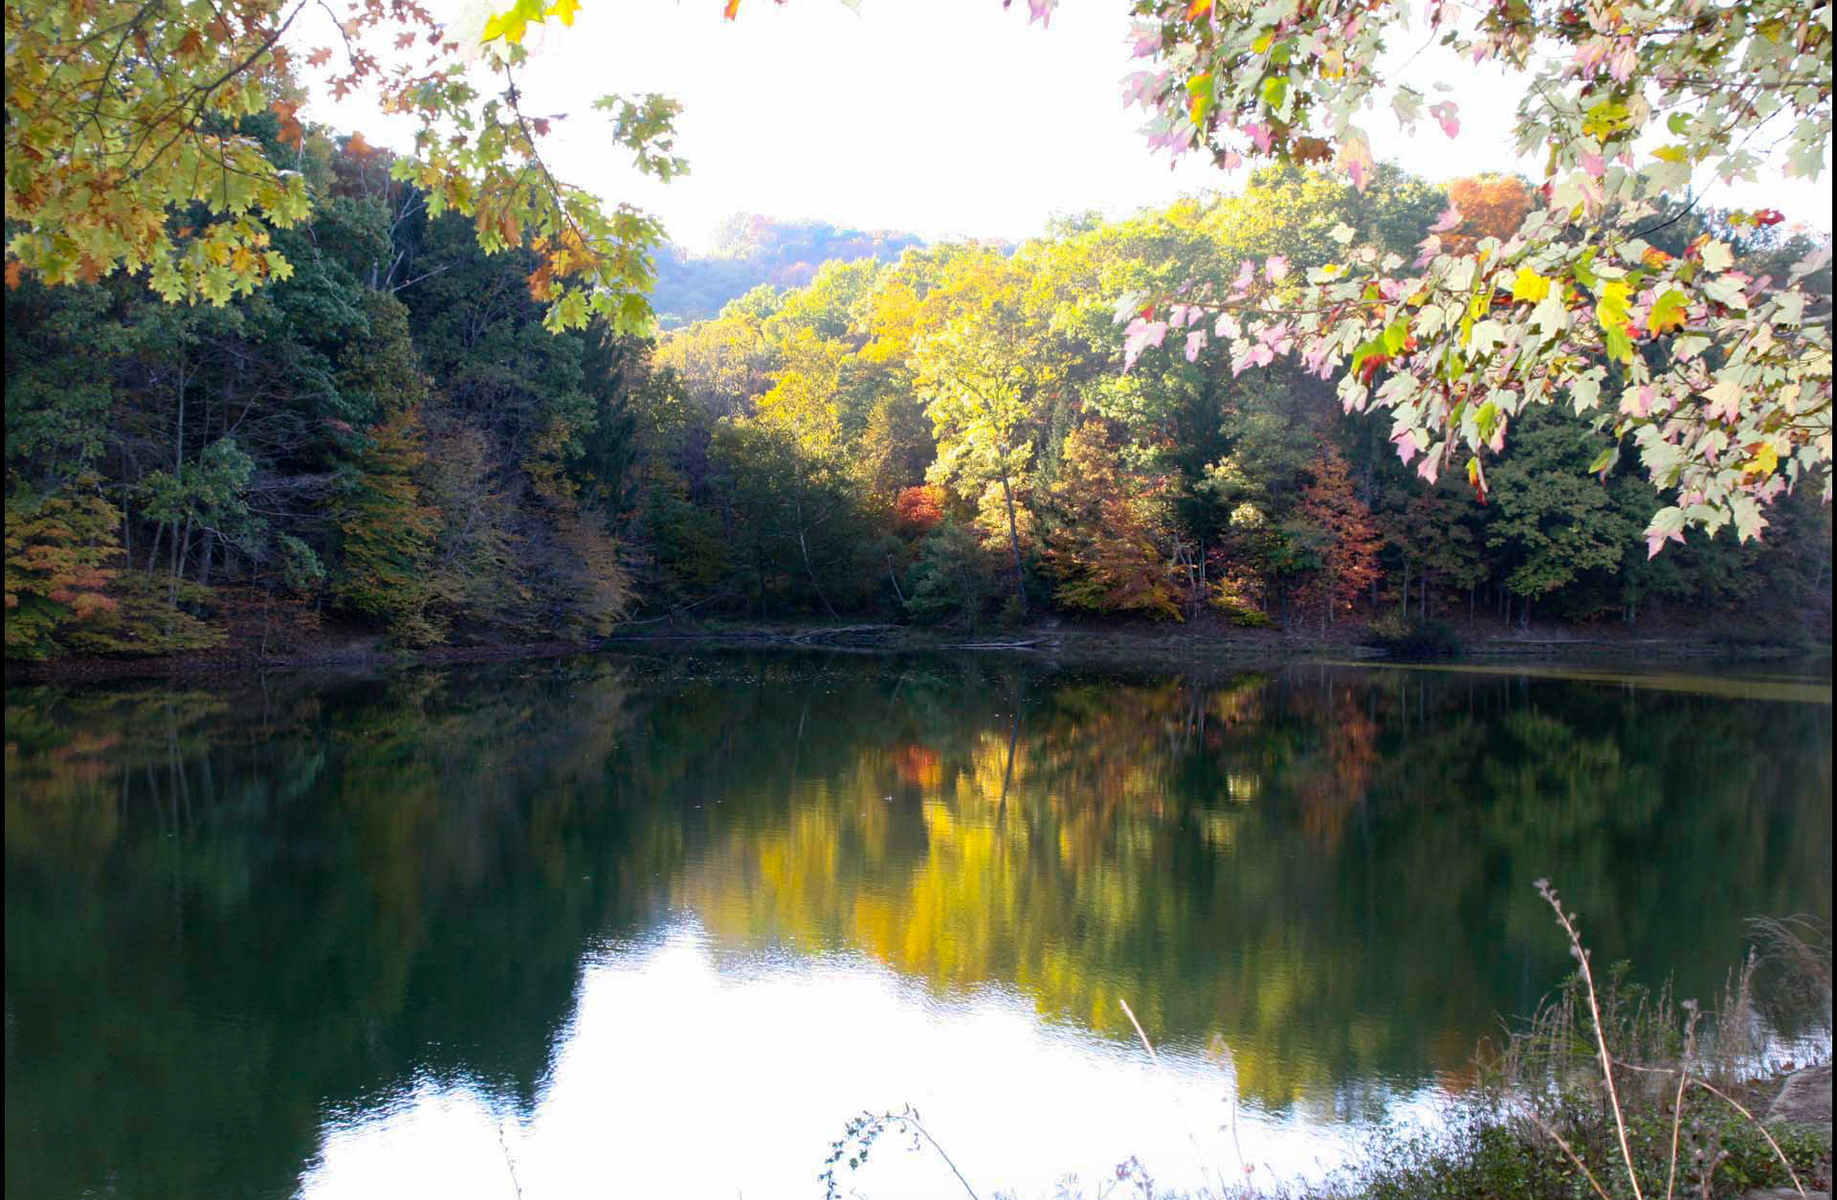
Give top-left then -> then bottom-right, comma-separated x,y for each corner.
5,654 -> 1831,1199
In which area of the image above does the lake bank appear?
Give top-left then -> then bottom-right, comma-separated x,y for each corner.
7,612 -> 1831,685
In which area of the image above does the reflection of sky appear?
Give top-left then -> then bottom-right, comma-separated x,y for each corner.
302,919 -> 1423,1199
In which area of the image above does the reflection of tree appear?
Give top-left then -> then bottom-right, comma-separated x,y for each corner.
658,659 -> 1829,1111
4,657 -> 1830,1196
5,664 -> 662,1200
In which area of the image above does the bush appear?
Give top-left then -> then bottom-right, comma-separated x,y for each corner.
1367,612 -> 1462,658
901,521 -> 1000,626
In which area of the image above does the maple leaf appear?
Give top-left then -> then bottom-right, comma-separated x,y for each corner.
395,31 -> 415,47
1647,288 -> 1689,335
307,46 -> 332,66
546,0 -> 581,25
5,260 -> 23,290
1511,268 -> 1550,304
1292,136 -> 1332,163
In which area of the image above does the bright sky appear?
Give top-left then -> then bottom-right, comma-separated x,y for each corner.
300,0 -> 1834,255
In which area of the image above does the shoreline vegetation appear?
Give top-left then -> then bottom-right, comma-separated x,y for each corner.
816,897 -> 1833,1200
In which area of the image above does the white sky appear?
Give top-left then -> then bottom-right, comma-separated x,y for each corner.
298,0 -> 1833,255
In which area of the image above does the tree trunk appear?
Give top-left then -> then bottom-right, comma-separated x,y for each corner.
145,521 -> 164,578
797,519 -> 838,620
999,469 -> 1026,614
1195,537 -> 1207,622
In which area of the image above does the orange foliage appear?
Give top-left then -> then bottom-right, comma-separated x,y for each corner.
1443,175 -> 1535,255
892,485 -> 946,538
1299,443 -> 1383,627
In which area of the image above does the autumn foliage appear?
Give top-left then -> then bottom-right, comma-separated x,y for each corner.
892,486 -> 946,538
1045,423 -> 1185,620
3,479 -> 120,660
1441,175 -> 1536,256
1297,444 -> 1383,629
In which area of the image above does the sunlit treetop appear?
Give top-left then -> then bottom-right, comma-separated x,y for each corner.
1105,0 -> 1831,552
4,0 -> 689,331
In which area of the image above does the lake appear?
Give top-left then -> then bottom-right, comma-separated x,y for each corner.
5,653 -> 1831,1199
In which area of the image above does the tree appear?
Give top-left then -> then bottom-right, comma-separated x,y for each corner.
1114,0 -> 1831,553
1296,443 -> 1382,630
1484,408 -> 1640,625
4,0 -> 687,331
2,479 -> 120,659
1442,175 -> 1537,256
1044,421 -> 1184,620
334,406 -> 443,645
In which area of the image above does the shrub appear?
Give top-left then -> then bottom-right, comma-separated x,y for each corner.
1367,612 -> 1462,658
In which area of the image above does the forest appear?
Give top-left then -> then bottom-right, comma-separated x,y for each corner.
5,123 -> 1833,662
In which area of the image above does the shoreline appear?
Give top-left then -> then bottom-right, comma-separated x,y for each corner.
6,618 -> 1830,686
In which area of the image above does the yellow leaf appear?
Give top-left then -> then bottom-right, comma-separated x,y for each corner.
546,0 -> 581,25
1742,442 -> 1779,479
1511,267 -> 1550,304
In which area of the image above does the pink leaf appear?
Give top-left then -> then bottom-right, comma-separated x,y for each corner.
1582,151 -> 1606,178
1122,317 -> 1168,371
1346,156 -> 1369,191
1232,260 -> 1254,293
1429,205 -> 1463,233
1619,384 -> 1655,417
1428,101 -> 1459,139
1185,330 -> 1207,362
1645,528 -> 1684,558
1391,429 -> 1419,465
1243,122 -> 1273,153
1416,452 -> 1440,484
1027,0 -> 1056,27
1215,312 -> 1239,338
1264,255 -> 1290,284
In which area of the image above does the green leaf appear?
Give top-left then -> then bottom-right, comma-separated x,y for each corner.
1647,288 -> 1688,335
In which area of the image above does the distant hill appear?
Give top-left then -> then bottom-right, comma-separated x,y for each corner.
650,215 -> 926,327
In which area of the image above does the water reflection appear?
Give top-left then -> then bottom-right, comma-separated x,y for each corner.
5,655 -> 1830,1199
